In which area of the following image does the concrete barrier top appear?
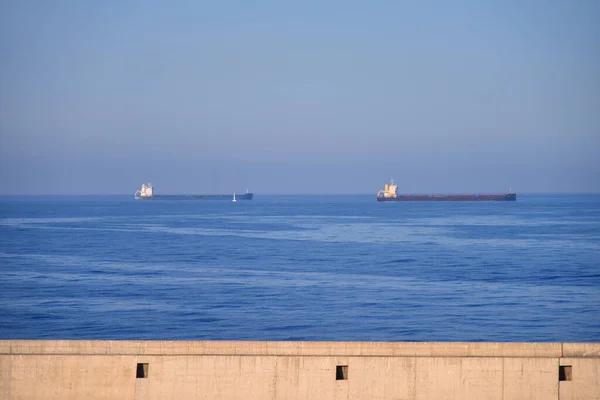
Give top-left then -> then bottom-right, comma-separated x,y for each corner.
2,340 -> 598,357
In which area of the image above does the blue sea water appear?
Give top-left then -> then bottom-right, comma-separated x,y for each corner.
1,194 -> 599,342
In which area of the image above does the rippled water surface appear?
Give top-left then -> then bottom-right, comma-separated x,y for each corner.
1,194 -> 599,341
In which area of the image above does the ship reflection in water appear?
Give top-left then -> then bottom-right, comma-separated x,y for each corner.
134,183 -> 253,200
377,179 -> 516,202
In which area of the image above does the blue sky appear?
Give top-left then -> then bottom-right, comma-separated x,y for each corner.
1,1 -> 599,194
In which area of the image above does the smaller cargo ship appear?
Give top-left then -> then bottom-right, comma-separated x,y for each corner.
134,183 -> 253,200
377,180 -> 516,202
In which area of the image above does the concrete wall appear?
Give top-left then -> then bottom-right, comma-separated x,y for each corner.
1,341 -> 598,400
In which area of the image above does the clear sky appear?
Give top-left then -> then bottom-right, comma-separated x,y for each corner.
1,0 -> 599,194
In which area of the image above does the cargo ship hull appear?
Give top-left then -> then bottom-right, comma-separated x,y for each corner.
376,180 -> 516,202
138,193 -> 253,200
377,193 -> 516,202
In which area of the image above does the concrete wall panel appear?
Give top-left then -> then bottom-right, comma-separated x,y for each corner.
0,354 -> 12,400
1,341 -> 598,400
415,357 -> 463,399
6,355 -> 135,400
503,357 -> 559,400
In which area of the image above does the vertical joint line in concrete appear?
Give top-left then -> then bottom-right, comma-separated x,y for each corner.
413,357 -> 418,400
557,357 -> 560,400
272,356 -> 278,399
501,357 -> 505,400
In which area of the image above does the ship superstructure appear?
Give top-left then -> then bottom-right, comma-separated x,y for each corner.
377,179 -> 516,202
134,183 -> 154,199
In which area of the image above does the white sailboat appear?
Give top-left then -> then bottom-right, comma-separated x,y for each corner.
232,192 -> 237,203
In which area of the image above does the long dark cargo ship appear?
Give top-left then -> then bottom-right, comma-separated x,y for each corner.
134,183 -> 253,200
377,180 -> 516,202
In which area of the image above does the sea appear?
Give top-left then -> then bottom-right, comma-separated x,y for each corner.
1,194 -> 599,342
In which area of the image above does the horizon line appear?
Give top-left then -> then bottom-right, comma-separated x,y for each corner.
1,192 -> 600,196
